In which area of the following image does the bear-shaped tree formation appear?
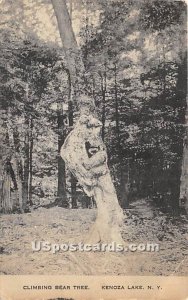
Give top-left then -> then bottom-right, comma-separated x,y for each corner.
61,112 -> 124,243
52,0 -> 125,243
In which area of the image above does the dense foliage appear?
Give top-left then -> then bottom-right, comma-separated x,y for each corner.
0,0 -> 187,215
80,0 -> 187,212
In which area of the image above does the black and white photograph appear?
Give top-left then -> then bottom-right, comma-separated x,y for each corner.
0,0 -> 187,298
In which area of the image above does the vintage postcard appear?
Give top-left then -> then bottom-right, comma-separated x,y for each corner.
0,0 -> 187,299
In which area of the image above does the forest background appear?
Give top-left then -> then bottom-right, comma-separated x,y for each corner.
0,0 -> 187,215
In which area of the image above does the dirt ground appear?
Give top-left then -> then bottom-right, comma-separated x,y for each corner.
0,199 -> 188,275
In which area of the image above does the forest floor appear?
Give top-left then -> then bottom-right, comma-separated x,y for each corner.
0,199 -> 188,275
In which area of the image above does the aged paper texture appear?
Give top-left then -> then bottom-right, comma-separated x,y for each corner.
0,0 -> 187,299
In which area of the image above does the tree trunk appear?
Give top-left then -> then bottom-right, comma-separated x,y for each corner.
180,91 -> 188,213
170,164 -> 181,215
7,159 -> 17,191
1,161 -> 12,213
173,54 -> 187,214
51,0 -> 125,243
13,135 -> 24,211
119,164 -> 130,208
83,0 -> 89,65
0,109 -> 13,213
69,0 -> 73,21
66,67 -> 78,209
21,83 -> 31,211
71,174 -> 77,208
7,116 -> 24,212
69,98 -> 78,209
28,117 -> 33,205
57,106 -> 69,207
22,114 -> 30,211
114,62 -> 129,208
100,67 -> 106,141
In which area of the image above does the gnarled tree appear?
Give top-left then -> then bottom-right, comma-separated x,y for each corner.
51,0 -> 125,243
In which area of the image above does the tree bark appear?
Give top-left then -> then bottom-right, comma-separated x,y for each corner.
69,0 -> 73,21
69,100 -> 78,209
12,141 -> 23,210
51,0 -> 95,113
174,55 -> 187,214
180,91 -> 188,213
1,161 -> 12,213
71,174 -> 77,208
7,159 -> 17,191
0,110 -> 13,213
22,114 -> 30,210
51,0 -> 125,243
28,117 -> 33,205
67,68 -> 78,209
7,116 -> 24,212
57,106 -> 69,207
114,62 -> 129,208
100,67 -> 106,141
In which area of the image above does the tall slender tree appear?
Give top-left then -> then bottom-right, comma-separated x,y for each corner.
179,55 -> 188,213
51,0 -> 124,243
57,100 -> 69,207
